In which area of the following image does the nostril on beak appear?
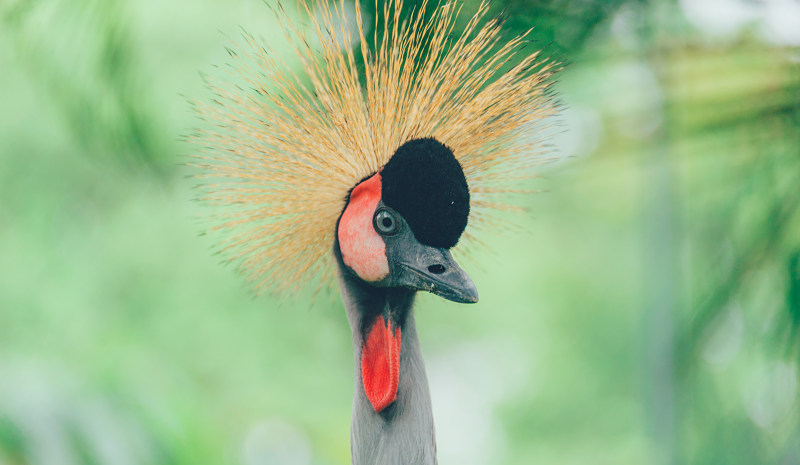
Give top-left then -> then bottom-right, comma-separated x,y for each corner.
427,264 -> 446,275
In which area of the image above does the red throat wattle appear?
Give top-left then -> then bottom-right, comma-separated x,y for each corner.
360,316 -> 402,412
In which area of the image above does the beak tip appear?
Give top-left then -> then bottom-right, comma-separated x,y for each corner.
464,286 -> 479,304
448,279 -> 478,303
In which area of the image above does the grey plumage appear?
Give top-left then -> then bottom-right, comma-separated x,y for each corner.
339,265 -> 437,464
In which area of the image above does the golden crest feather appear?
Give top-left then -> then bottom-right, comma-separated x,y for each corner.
192,0 -> 558,294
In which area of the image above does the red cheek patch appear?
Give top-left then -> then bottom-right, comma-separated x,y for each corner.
338,174 -> 389,282
361,316 -> 402,413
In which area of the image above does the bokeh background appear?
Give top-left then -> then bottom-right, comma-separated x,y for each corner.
2,0 -> 800,464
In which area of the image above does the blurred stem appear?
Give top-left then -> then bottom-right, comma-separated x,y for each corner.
640,3 -> 677,465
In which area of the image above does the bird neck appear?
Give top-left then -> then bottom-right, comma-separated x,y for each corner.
336,266 -> 437,465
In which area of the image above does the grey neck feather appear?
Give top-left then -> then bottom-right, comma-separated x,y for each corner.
337,270 -> 437,465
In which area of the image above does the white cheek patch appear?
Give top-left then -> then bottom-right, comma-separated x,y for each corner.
338,174 -> 390,282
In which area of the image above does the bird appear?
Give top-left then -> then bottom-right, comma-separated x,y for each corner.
191,0 -> 557,462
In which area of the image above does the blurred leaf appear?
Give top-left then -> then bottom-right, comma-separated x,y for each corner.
0,0 -> 169,172
0,416 -> 28,464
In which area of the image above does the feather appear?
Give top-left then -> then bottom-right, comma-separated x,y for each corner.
190,0 -> 558,294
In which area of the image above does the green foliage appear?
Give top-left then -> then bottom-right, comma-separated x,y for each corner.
1,0 -> 168,171
1,0 -> 799,464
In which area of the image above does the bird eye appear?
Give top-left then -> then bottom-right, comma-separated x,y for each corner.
374,209 -> 398,235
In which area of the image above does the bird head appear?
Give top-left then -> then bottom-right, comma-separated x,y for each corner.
337,137 -> 478,304
336,138 -> 478,413
193,0 -> 558,417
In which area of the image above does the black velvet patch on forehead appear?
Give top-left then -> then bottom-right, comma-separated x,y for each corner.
380,138 -> 469,249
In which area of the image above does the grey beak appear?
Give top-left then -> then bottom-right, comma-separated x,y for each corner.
390,239 -> 478,304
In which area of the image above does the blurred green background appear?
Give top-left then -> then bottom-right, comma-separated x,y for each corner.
1,0 -> 799,464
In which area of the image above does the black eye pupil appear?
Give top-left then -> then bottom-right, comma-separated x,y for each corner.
382,217 -> 392,228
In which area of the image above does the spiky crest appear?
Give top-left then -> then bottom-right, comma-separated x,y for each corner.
191,0 -> 558,294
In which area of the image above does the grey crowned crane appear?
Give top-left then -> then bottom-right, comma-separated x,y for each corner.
192,0 -> 557,463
